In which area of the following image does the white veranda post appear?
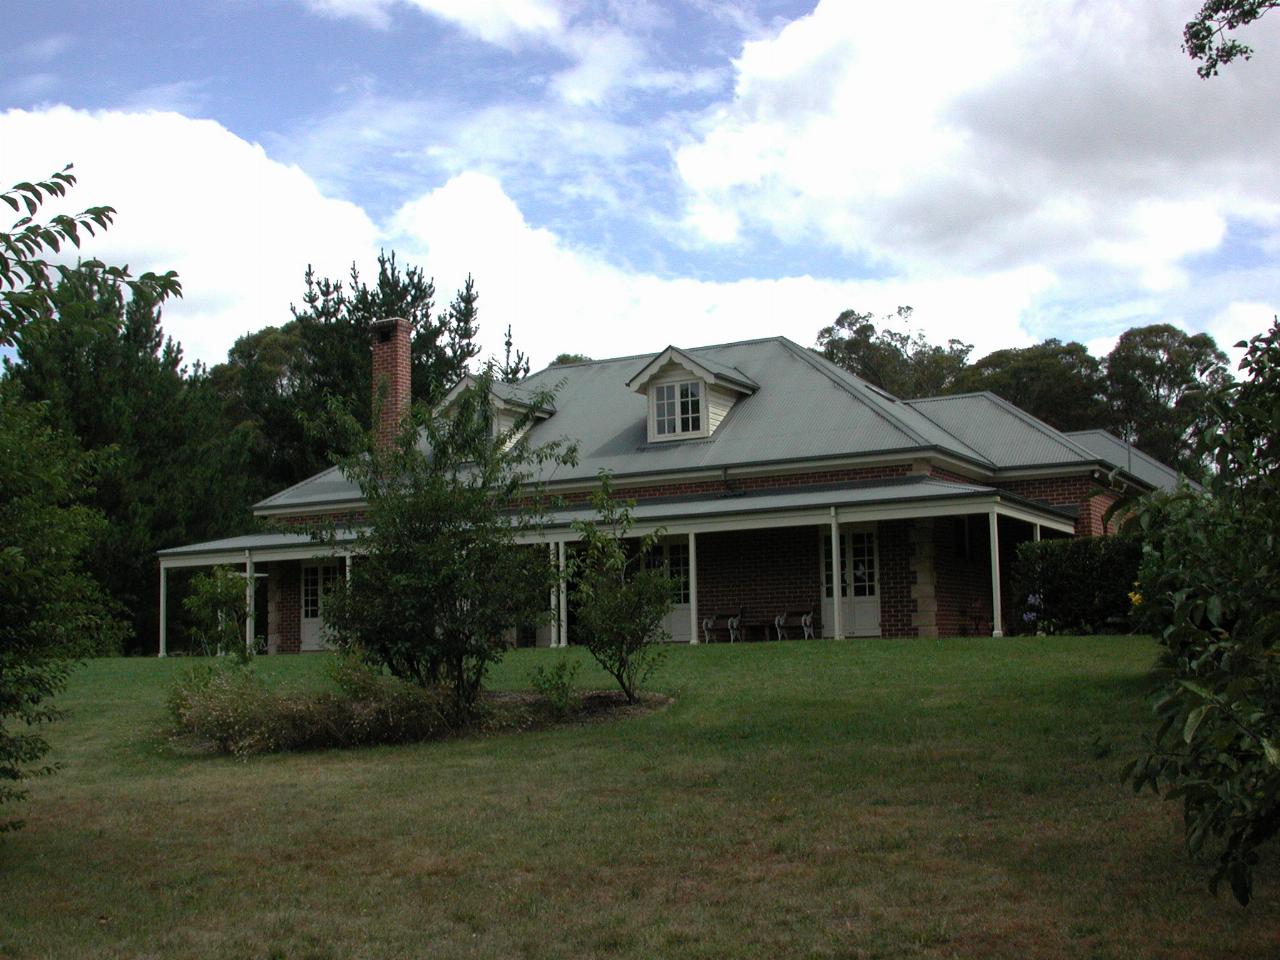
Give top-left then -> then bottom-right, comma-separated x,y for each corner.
557,540 -> 569,648
688,531 -> 699,645
830,507 -> 843,640
548,542 -> 558,646
244,551 -> 256,655
989,510 -> 1003,638
158,565 -> 168,657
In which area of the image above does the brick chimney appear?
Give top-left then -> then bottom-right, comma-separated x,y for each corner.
370,317 -> 411,449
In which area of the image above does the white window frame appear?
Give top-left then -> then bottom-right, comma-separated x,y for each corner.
648,378 -> 708,443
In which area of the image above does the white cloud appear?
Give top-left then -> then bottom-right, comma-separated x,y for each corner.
1208,301 -> 1279,368
387,172 -> 1055,366
0,107 -> 380,365
675,0 -> 1280,291
300,0 -> 563,45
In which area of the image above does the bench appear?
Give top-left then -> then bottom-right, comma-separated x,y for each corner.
701,609 -> 743,643
773,606 -> 817,642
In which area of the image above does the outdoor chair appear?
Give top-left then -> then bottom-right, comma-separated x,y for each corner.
774,606 -> 816,641
701,609 -> 743,643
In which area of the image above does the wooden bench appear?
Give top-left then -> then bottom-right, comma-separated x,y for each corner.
773,606 -> 817,641
701,609 -> 743,643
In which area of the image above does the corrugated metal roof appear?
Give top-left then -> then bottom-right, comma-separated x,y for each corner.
1065,429 -> 1187,492
158,529 -> 357,557
539,476 -> 1026,528
905,393 -> 1096,468
252,336 -> 1176,514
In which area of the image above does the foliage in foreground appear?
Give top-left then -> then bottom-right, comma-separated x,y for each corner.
168,657 -> 453,757
1125,318 -> 1280,905
0,393 -> 121,831
323,367 -> 575,717
570,474 -> 673,704
182,567 -> 252,662
1011,535 -> 1142,635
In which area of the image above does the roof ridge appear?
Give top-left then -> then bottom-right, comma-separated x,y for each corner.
253,464 -> 344,509
528,335 -> 793,380
970,392 -> 1098,461
774,339 -> 933,447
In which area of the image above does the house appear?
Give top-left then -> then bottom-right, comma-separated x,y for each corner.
157,318 -> 1182,653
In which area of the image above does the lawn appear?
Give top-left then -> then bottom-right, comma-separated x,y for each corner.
2,637 -> 1277,959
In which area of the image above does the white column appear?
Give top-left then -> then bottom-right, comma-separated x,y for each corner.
547,543 -> 557,647
1033,523 -> 1041,543
158,564 -> 168,657
557,540 -> 569,647
345,553 -> 353,582
688,531 -> 699,645
830,507 -> 843,641
244,551 -> 256,654
989,509 -> 1003,638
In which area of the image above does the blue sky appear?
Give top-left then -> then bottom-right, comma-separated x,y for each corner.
2,1 -> 1278,370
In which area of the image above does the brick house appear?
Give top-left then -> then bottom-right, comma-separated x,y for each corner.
157,319 -> 1182,653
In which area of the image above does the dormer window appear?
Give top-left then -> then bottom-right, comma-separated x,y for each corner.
655,381 -> 702,436
628,345 -> 757,445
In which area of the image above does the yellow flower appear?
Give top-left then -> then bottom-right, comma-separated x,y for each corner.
1128,591 -> 1143,607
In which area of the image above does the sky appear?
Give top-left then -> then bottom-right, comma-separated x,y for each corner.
2,0 -> 1279,373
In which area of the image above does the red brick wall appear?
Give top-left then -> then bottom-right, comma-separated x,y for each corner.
274,511 -> 366,528
932,516 -> 993,636
371,317 -> 411,450
552,463 -> 913,507
694,526 -> 823,639
273,560 -> 301,654
879,520 -> 916,638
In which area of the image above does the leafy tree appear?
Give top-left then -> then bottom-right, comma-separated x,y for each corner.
1125,317 -> 1280,905
493,324 -> 531,382
183,567 -> 251,662
1,387 -> 121,832
1104,324 -> 1229,474
949,339 -> 1108,433
323,368 -> 576,717
1184,1 -> 1279,77
569,473 -> 674,704
5,268 -> 255,653
1,165 -> 180,347
816,306 -> 972,399
209,253 -> 481,494
552,353 -> 592,365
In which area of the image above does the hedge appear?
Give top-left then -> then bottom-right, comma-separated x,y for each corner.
1010,535 -> 1142,635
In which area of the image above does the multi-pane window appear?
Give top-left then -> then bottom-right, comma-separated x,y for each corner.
849,532 -> 876,597
653,381 -> 701,437
303,563 -> 340,618
824,532 -> 876,598
645,542 -> 691,604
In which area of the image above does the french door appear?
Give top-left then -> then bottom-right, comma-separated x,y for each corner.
645,539 -> 692,642
300,561 -> 341,651
820,527 -> 880,637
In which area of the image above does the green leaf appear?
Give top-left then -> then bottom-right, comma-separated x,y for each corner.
1184,704 -> 1211,744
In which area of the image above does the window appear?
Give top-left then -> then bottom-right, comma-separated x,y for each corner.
303,563 -> 340,619
653,380 -> 702,438
645,541 -> 690,603
823,531 -> 876,599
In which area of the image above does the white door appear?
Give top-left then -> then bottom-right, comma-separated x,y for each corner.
646,539 -> 692,642
820,527 -> 881,637
300,561 -> 341,651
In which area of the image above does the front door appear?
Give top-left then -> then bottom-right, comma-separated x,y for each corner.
646,539 -> 692,642
820,527 -> 880,637
300,561 -> 341,651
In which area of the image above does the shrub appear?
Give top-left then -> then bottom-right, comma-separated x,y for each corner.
1124,318 -> 1280,906
570,472 -> 672,704
168,658 -> 451,757
1010,535 -> 1142,635
529,658 -> 581,718
183,567 -> 250,662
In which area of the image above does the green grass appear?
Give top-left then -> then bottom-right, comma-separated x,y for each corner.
2,637 -> 1276,959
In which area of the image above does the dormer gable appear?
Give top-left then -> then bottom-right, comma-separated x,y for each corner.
439,375 -> 555,448
626,346 -> 757,443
